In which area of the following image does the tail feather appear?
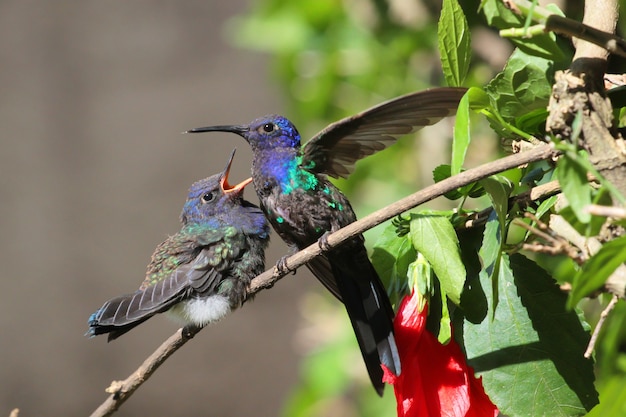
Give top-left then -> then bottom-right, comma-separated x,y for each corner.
87,276 -> 190,341
327,242 -> 400,396
87,298 -> 153,341
305,256 -> 342,301
86,294 -> 152,341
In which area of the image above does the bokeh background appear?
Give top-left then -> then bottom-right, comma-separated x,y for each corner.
0,2 -> 316,416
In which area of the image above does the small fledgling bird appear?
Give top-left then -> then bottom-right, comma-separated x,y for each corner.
87,150 -> 270,341
186,87 -> 466,394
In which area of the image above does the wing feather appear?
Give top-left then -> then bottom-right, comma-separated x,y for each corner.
301,87 -> 467,178
87,246 -> 226,340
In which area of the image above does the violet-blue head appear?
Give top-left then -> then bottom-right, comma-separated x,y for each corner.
87,149 -> 269,341
181,148 -> 253,224
186,114 -> 302,152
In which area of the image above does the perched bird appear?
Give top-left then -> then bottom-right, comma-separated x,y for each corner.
87,150 -> 270,341
186,87 -> 466,394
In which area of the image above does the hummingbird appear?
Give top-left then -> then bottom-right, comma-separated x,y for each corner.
186,87 -> 466,394
87,149 -> 270,341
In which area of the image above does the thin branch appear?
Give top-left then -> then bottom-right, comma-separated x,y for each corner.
585,204 -> 626,218
584,294 -> 619,358
571,0 -> 619,64
515,217 -> 558,244
89,327 -> 201,417
549,214 -> 626,298
514,214 -> 585,263
545,15 -> 626,58
90,144 -> 558,417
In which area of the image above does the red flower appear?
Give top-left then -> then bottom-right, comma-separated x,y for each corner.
382,292 -> 498,417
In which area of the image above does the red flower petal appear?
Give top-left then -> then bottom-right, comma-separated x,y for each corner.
383,292 -> 498,417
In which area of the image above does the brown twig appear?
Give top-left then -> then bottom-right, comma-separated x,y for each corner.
584,294 -> 619,358
519,213 -> 556,241
515,213 -> 585,263
549,214 -> 626,298
545,15 -> 626,58
584,204 -> 626,218
89,327 -> 201,417
89,144 -> 558,417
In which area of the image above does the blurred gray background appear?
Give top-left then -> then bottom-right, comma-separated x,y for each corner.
0,2 -> 316,416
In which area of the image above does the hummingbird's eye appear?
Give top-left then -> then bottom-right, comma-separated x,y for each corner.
262,123 -> 275,133
201,192 -> 215,203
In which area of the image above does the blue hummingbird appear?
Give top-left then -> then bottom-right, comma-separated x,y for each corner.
87,149 -> 270,341
186,87 -> 466,394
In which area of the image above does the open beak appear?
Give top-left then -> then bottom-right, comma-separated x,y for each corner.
186,124 -> 249,136
220,148 -> 252,195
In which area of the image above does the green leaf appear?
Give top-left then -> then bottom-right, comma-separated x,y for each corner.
569,236 -> 626,308
479,212 -> 502,278
438,0 -> 471,87
480,0 -> 566,61
480,175 -> 513,233
556,153 -> 592,224
466,86 -> 491,111
515,107 -> 549,135
437,275 -> 452,344
452,90 -> 471,175
409,213 -> 465,305
433,164 -> 462,200
465,254 -> 599,416
433,164 -> 485,200
432,164 -> 452,183
534,194 -> 558,220
371,223 -> 416,306
479,176 -> 512,312
486,48 -> 554,123
466,183 -> 487,198
586,376 -> 626,417
478,210 -> 502,312
458,227 -> 488,323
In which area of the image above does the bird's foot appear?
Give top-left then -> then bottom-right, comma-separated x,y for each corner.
182,324 -> 203,340
274,255 -> 296,276
318,232 -> 332,252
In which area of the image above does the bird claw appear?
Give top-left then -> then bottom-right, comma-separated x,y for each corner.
182,324 -> 202,339
318,232 -> 332,252
274,255 -> 296,276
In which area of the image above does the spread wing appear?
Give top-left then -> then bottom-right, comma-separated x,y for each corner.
301,87 -> 467,178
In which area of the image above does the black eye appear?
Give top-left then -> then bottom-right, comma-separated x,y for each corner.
202,192 -> 215,203
262,123 -> 275,133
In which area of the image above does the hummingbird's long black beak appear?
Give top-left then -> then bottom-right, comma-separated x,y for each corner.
186,125 -> 249,136
220,148 -> 252,195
